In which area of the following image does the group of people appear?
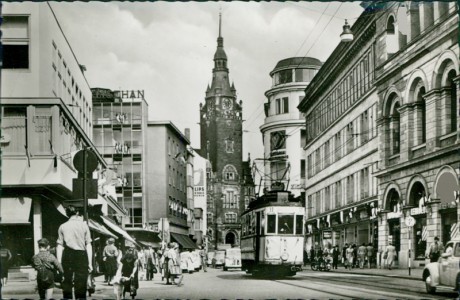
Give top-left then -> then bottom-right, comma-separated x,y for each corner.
307,242 -> 401,270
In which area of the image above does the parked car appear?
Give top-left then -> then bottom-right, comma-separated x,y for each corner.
224,247 -> 242,271
214,250 -> 225,268
207,251 -> 215,267
422,239 -> 460,294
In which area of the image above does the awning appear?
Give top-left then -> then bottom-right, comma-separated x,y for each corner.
101,216 -> 137,245
126,229 -> 162,249
138,240 -> 160,248
88,219 -> 117,239
0,197 -> 32,224
170,232 -> 197,249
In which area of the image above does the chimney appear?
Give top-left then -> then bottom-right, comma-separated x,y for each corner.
184,128 -> 190,141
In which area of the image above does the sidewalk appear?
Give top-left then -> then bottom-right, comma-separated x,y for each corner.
301,265 -> 423,281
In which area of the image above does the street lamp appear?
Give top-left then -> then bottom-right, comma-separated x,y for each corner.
340,19 -> 354,42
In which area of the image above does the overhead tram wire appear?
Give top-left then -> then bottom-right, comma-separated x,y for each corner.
242,2 -> 337,129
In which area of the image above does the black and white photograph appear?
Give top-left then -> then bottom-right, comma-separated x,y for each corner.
1,1 -> 459,299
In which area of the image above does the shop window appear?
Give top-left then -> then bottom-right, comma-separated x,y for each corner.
267,214 -> 276,234
278,214 -> 294,234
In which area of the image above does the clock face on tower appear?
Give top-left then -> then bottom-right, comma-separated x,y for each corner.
222,98 -> 233,110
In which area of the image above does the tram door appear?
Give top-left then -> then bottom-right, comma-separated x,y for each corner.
255,212 -> 261,263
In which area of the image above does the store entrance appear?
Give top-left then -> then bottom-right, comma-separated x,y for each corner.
388,219 -> 401,260
441,209 -> 457,244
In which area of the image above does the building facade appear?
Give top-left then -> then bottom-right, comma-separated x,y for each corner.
299,1 -> 459,269
199,15 -> 247,249
373,1 -> 459,267
146,121 -> 196,248
91,88 -> 149,228
1,2 -> 128,279
260,57 -> 322,197
299,4 -> 380,253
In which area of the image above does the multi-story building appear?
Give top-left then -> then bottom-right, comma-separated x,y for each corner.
299,1 -> 459,269
299,4 -> 379,252
198,15 -> 254,249
193,153 -> 209,247
1,2 -> 127,279
260,57 -> 322,197
373,1 -> 459,267
146,121 -> 197,248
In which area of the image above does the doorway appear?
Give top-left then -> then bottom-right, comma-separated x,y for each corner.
225,232 -> 236,245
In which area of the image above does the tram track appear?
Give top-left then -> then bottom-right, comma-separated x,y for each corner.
271,275 -> 435,299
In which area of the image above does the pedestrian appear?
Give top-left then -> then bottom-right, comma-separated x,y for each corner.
145,246 -> 157,281
427,236 -> 444,263
32,238 -> 63,300
56,205 -> 93,300
352,244 -> 358,268
332,245 -> 339,270
385,242 -> 396,270
341,243 -> 348,267
345,244 -> 354,269
185,249 -> 194,273
166,243 -> 183,287
111,243 -> 139,300
357,243 -> 367,269
309,246 -> 315,264
103,238 -> 119,285
0,243 -> 12,286
366,243 -> 374,268
199,246 -> 207,272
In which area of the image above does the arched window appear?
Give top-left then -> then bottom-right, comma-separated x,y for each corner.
389,97 -> 401,155
417,86 -> 427,143
386,15 -> 395,34
222,164 -> 238,181
447,69 -> 457,133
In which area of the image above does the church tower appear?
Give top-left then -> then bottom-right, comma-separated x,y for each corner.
199,13 -> 244,249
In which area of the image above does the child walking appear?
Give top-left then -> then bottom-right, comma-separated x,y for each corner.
32,238 -> 63,300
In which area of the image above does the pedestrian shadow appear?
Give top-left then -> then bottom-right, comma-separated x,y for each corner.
216,273 -> 304,281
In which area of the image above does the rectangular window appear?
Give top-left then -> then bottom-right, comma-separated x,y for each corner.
300,129 -> 306,148
282,97 -> 289,113
361,110 -> 369,144
315,192 -> 321,215
347,175 -> 354,204
324,140 -> 330,167
267,214 -> 276,234
225,140 -> 234,153
360,167 -> 369,199
275,99 -> 281,114
295,215 -> 303,235
1,107 -> 27,154
278,214 -> 294,234
335,132 -> 342,161
300,159 -> 306,179
1,16 -> 29,69
325,186 -> 331,211
279,69 -> 293,84
335,181 -> 342,208
307,154 -> 312,178
35,107 -> 53,154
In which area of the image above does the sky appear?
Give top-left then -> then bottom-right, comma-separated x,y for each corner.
51,1 -> 364,160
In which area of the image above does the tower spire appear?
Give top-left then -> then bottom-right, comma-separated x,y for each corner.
219,11 -> 222,38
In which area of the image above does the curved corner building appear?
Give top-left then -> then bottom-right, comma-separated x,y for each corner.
260,57 -> 322,197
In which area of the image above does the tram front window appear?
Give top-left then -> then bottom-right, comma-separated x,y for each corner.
295,215 -> 303,235
278,214 -> 294,234
267,214 -> 276,234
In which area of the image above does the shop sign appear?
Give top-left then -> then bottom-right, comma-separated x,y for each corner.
387,212 -> 402,219
411,206 -> 426,215
323,230 -> 332,239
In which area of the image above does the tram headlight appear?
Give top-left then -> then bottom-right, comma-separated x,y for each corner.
280,252 -> 289,261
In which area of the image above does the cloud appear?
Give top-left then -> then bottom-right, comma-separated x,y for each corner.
50,1 -> 363,160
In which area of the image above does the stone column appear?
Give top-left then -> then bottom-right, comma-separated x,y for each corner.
424,89 -> 441,151
376,116 -> 390,168
453,75 -> 460,143
425,199 -> 442,256
398,104 -> 413,162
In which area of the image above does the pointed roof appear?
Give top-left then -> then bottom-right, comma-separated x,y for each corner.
214,13 -> 227,61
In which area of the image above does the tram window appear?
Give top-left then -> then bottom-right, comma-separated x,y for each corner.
278,214 -> 294,234
295,215 -> 303,235
267,214 -> 276,234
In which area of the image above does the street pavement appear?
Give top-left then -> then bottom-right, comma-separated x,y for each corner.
1,266 -> 457,299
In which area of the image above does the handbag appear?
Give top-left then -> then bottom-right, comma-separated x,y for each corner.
383,252 -> 388,260
152,265 -> 158,274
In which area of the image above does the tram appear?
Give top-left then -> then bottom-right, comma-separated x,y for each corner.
240,184 -> 304,277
